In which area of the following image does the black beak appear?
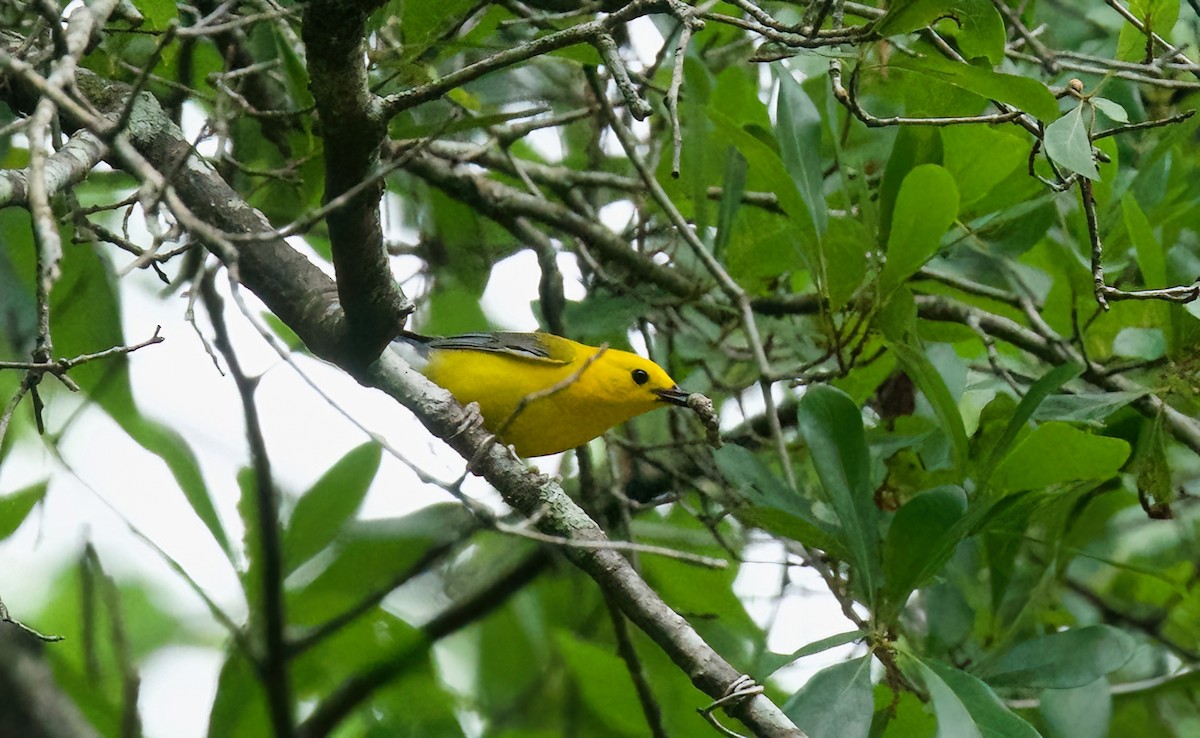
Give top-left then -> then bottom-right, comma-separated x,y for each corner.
654,386 -> 691,407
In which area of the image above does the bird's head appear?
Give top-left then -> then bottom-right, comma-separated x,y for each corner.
590,347 -> 690,410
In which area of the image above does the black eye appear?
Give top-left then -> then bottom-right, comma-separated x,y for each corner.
631,368 -> 650,385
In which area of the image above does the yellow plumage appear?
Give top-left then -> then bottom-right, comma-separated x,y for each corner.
393,332 -> 688,457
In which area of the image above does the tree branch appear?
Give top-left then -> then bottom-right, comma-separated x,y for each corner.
302,0 -> 411,363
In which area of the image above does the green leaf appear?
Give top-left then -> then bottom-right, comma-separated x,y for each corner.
937,0 -> 1006,65
762,630 -> 866,675
130,0 -> 177,30
397,0 -> 480,62
874,0 -> 959,37
716,445 -> 846,556
878,126 -> 943,248
983,361 -> 1084,484
824,217 -> 870,311
284,442 -> 382,574
34,241 -> 233,560
208,651 -> 270,738
880,165 -> 959,296
889,52 -> 1059,122
1135,415 -> 1174,518
1092,97 -> 1129,124
236,468 -> 262,615
798,386 -> 882,605
991,422 -> 1131,493
1044,104 -> 1099,180
882,485 -> 967,612
890,343 -> 969,475
1113,327 -> 1166,360
776,65 -> 827,238
557,632 -> 648,736
708,108 -> 818,271
1122,194 -> 1165,288
907,656 -> 983,738
1041,678 -> 1113,738
783,656 -> 874,738
126,417 -> 233,560
941,125 -> 1027,208
1117,0 -> 1180,62
0,481 -> 47,541
713,147 -> 748,258
921,658 -> 1041,737
290,504 -> 477,623
979,625 -> 1137,688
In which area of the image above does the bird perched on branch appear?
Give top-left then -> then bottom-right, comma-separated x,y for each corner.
392,331 -> 693,457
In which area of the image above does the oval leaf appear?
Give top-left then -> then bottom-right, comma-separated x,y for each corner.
285,442 -> 383,574
798,386 -> 882,605
883,485 -> 967,611
783,656 -> 874,738
980,625 -> 1137,688
1044,104 -> 1099,180
880,164 -> 960,296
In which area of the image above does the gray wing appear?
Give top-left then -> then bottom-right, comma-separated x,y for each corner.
424,332 -> 556,360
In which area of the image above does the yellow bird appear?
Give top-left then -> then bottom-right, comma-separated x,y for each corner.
393,331 -> 690,457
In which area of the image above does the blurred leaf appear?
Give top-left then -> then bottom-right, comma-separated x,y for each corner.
562,294 -> 648,347
1117,0 -> 1179,62
130,0 -> 177,29
941,125 -> 1027,208
208,651 -> 271,738
0,480 -> 46,541
284,441 -> 381,574
1113,327 -> 1166,360
1040,677 -> 1112,738
557,632 -> 647,736
824,217 -> 870,311
1044,104 -> 1098,180
880,165 -> 959,296
236,467 -> 263,615
979,625 -> 1137,688
1135,414 -> 1174,518
992,423 -> 1131,493
798,386 -> 882,605
708,108 -> 817,273
713,147 -> 748,258
8,237 -> 233,560
289,503 -> 476,623
784,656 -> 874,738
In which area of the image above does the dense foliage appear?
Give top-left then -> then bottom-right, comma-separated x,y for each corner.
2,1 -> 1199,736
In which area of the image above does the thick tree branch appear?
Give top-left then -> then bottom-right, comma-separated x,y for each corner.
302,0 -> 411,363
